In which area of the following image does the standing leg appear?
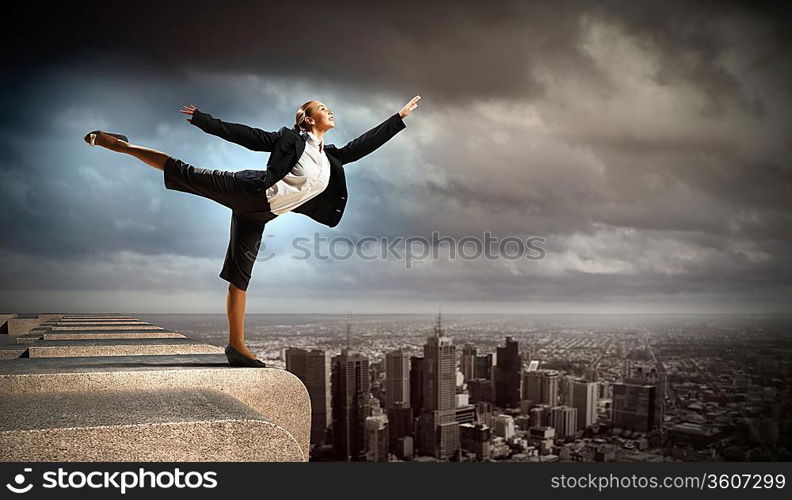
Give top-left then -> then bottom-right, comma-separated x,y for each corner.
221,212 -> 270,363
226,282 -> 257,359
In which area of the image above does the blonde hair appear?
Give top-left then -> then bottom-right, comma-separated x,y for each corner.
293,100 -> 319,133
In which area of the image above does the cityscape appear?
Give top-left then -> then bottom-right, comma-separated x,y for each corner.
139,313 -> 792,462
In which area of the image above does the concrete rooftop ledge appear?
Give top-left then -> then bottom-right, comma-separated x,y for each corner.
0,388 -> 303,461
0,313 -> 312,462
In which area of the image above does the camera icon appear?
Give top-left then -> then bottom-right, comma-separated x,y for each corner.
6,468 -> 34,494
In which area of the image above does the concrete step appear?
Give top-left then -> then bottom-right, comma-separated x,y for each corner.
32,323 -> 152,330
2,318 -> 40,336
16,334 -> 43,344
62,314 -> 132,319
2,314 -> 65,336
42,330 -> 186,341
55,318 -> 147,322
0,345 -> 27,360
0,354 -> 310,460
0,314 -> 18,333
26,338 -> 223,358
0,388 -> 303,461
49,325 -> 163,331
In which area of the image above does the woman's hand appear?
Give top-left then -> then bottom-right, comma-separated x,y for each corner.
180,104 -> 198,123
398,95 -> 421,119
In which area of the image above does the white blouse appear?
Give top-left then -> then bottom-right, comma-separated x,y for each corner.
265,131 -> 331,215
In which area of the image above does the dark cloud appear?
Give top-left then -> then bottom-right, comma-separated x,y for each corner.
7,1 -> 785,105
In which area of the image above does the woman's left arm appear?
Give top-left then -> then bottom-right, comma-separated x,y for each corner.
333,96 -> 421,165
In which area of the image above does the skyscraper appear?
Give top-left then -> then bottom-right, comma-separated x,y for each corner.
475,401 -> 493,427
365,415 -> 389,462
626,365 -> 665,430
467,378 -> 493,403
286,347 -> 329,445
523,369 -> 560,406
461,344 -> 477,382
410,356 -> 425,414
385,349 -> 411,409
418,312 -> 459,460
571,380 -> 598,430
387,402 -> 413,458
612,383 -> 656,433
550,405 -> 578,438
460,423 -> 492,461
331,348 -> 370,461
560,375 -> 575,406
494,337 -> 521,408
475,353 -> 494,379
493,414 -> 516,439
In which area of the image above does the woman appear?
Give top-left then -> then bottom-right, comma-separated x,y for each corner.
84,95 -> 421,367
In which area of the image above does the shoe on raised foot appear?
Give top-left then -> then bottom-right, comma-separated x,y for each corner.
84,130 -> 129,147
225,344 -> 267,368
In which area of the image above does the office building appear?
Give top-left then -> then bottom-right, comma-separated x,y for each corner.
385,349 -> 411,409
410,356 -> 425,413
286,347 -> 330,445
493,414 -> 515,440
331,348 -> 370,461
468,378 -> 493,404
550,405 -> 578,438
461,344 -> 477,382
612,383 -> 656,433
571,380 -> 598,429
460,423 -> 492,460
475,353 -> 494,380
494,337 -> 521,408
417,313 -> 460,460
523,369 -> 560,406
365,415 -> 389,462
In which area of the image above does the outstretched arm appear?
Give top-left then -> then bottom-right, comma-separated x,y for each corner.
334,95 -> 421,165
180,105 -> 280,152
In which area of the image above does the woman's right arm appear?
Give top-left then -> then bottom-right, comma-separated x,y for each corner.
180,105 -> 280,152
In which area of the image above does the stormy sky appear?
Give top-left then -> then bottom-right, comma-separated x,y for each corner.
1,0 -> 790,314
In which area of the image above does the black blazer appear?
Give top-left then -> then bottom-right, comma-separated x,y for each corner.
189,109 -> 407,227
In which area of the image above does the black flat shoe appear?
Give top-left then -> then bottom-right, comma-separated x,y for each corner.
225,344 -> 267,368
84,130 -> 129,147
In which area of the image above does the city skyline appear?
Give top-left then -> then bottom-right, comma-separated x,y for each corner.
139,311 -> 792,462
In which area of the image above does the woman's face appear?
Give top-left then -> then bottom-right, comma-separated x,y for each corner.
306,101 -> 335,132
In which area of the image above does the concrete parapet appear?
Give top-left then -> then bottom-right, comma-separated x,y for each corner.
0,354 -> 311,460
0,388 -> 303,461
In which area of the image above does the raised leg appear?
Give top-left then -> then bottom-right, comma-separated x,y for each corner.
91,132 -> 169,171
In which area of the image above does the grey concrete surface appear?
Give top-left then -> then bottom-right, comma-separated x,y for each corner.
0,354 -> 311,459
0,345 -> 27,359
42,330 -> 185,340
50,325 -> 163,331
26,338 -> 223,358
0,313 -> 312,461
0,388 -> 303,461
